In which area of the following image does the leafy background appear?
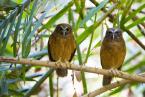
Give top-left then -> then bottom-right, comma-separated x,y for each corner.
0,0 -> 145,97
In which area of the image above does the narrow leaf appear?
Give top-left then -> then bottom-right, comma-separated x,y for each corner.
81,0 -> 109,26
77,3 -> 118,44
126,16 -> 145,29
124,3 -> 145,22
121,0 -> 133,25
40,0 -> 74,31
13,5 -> 24,57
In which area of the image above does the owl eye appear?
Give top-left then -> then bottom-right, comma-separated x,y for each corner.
59,27 -> 63,30
116,31 -> 121,35
108,31 -> 112,34
66,28 -> 69,31
115,30 -> 119,33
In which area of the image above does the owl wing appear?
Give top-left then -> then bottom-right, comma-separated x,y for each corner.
68,37 -> 76,62
69,48 -> 76,62
48,35 -> 55,61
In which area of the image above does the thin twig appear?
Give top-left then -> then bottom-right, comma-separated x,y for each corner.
0,57 -> 145,83
123,27 -> 145,50
137,24 -> 145,37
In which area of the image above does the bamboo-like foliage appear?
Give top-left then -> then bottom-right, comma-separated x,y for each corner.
0,0 -> 145,97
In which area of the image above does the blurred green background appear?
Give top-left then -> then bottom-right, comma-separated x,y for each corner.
0,0 -> 145,97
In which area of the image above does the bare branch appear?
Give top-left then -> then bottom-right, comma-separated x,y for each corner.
0,57 -> 145,83
82,73 -> 145,97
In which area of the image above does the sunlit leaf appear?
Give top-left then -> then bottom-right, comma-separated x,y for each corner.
81,0 -> 109,26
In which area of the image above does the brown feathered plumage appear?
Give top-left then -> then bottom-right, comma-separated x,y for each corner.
48,23 -> 76,77
100,28 -> 126,85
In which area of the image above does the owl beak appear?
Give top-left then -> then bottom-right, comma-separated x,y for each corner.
113,34 -> 115,40
62,30 -> 66,36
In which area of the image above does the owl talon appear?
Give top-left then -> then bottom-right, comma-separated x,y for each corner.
56,59 -> 62,68
109,69 -> 120,77
64,61 -> 71,68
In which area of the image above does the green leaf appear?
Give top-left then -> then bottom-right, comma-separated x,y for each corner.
40,0 -> 74,31
94,40 -> 101,48
109,86 -> 124,95
124,51 -> 141,65
79,0 -> 85,19
124,3 -> 145,22
76,3 -> 118,44
9,89 -> 24,96
125,60 -> 145,73
0,19 -> 9,47
126,16 -> 145,29
28,49 -> 48,58
84,31 -> 94,63
0,8 -> 18,55
24,40 -> 31,57
0,72 -> 8,96
24,69 -> 54,97
22,0 -> 38,58
22,0 -> 38,44
13,5 -> 24,57
121,0 -> 133,25
74,0 -> 80,13
0,0 -> 18,11
73,16 -> 88,93
49,74 -> 53,97
27,12 -> 47,42
81,0 -> 109,26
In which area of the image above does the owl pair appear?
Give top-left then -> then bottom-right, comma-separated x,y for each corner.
48,23 -> 126,86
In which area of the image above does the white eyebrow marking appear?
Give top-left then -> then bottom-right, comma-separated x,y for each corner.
60,25 -> 68,30
109,29 -> 114,33
60,25 -> 63,29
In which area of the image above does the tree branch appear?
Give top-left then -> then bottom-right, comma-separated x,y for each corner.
123,27 -> 145,50
0,57 -> 145,83
82,72 -> 145,97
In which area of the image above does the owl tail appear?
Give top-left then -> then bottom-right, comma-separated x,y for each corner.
103,76 -> 112,86
56,68 -> 68,77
